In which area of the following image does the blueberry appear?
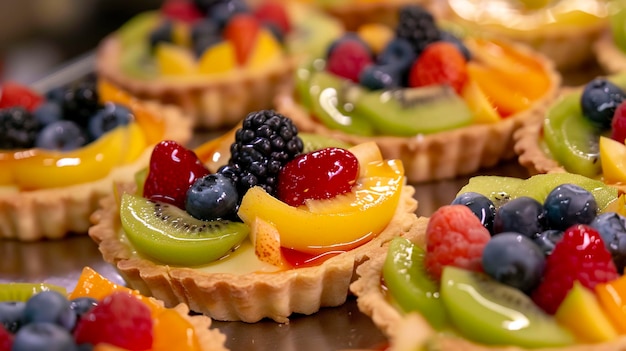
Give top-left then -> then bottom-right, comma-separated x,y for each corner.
590,212 -> 626,272
377,38 -> 416,73
482,232 -> 546,293
33,101 -> 62,127
45,87 -> 66,104
210,0 -> 250,30
358,64 -> 402,90
23,291 -> 76,331
543,183 -> 597,230
185,173 -> 239,220
0,301 -> 25,333
493,197 -> 546,238
69,297 -> 98,318
35,120 -> 88,151
193,36 -> 223,58
581,78 -> 626,129
87,103 -> 133,140
149,20 -> 174,51
12,323 -> 78,351
439,30 -> 471,61
451,192 -> 496,233
533,229 -> 564,256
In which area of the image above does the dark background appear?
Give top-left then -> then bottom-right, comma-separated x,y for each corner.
0,0 -> 160,84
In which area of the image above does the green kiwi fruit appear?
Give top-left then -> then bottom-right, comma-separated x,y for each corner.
120,193 -> 249,266
352,85 -> 473,136
610,0 -> 626,53
134,167 -> 148,194
307,71 -> 375,136
456,176 -> 524,208
299,132 -> 352,153
440,266 -> 575,348
543,92 -> 604,177
382,237 -> 448,329
116,11 -> 160,47
120,42 -> 158,80
0,283 -> 66,302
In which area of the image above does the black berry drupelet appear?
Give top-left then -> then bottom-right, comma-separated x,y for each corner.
218,110 -> 303,198
395,5 -> 441,57
0,107 -> 40,149
58,80 -> 101,129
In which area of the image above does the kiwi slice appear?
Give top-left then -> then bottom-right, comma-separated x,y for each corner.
456,176 -> 524,208
514,173 -> 618,211
382,237 -> 448,329
299,132 -> 352,153
352,85 -> 473,136
116,11 -> 160,47
120,42 -> 158,80
610,0 -> 626,53
440,266 -> 575,348
120,193 -> 249,266
0,283 -> 66,302
134,167 -> 148,194
308,71 -> 375,136
543,92 -> 605,177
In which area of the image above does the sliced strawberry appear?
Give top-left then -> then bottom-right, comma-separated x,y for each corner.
74,292 -> 153,350
277,147 -> 359,207
0,82 -> 43,112
143,140 -> 211,209
223,14 -> 261,65
253,1 -> 291,35
612,101 -> 626,143
408,41 -> 468,94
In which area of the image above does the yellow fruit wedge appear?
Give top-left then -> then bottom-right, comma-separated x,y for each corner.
356,23 -> 393,54
461,78 -> 501,124
121,123 -> 147,164
155,42 -> 197,76
250,217 -> 289,268
246,29 -> 283,70
172,22 -> 191,49
347,141 -> 383,177
197,41 -> 237,75
596,275 -> 626,334
238,157 -> 404,254
555,281 -> 619,343
600,136 -> 626,184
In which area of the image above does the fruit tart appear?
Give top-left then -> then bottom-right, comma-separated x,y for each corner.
275,4 -> 560,183
514,72 -> 626,192
594,0 -> 626,74
0,79 -> 192,241
0,266 -> 226,351
350,172 -> 626,350
96,0 -> 343,129
441,0 -> 612,71
88,110 -> 420,323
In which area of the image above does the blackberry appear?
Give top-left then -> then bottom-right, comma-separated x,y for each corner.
218,110 -> 303,197
59,80 -> 101,129
395,5 -> 441,57
0,107 -> 40,149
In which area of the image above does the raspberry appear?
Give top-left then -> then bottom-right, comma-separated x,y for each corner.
0,325 -> 13,351
408,42 -> 468,94
326,36 -> 374,83
531,224 -> 619,314
424,205 -> 491,281
74,291 -> 153,350
611,100 -> 626,143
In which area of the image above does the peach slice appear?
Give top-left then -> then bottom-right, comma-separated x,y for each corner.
555,281 -> 618,342
596,275 -> 626,334
155,42 -> 197,76
250,217 -> 289,268
466,62 -> 531,117
197,41 -> 237,75
237,146 -> 404,254
599,136 -> 626,184
461,78 -> 501,123
246,28 -> 283,70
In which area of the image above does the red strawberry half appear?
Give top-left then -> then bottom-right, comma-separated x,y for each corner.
408,41 -> 468,94
531,224 -> 619,314
143,140 -> 210,209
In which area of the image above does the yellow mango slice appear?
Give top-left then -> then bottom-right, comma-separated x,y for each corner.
155,43 -> 197,76
357,23 -> 394,54
600,136 -> 626,184
246,29 -> 283,70
250,217 -> 289,268
596,275 -> 626,334
461,78 -> 501,123
555,281 -> 618,342
197,41 -> 237,75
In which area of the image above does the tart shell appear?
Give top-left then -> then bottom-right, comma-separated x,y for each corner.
350,217 -> 626,351
96,36 -> 297,130
594,32 -> 626,75
0,101 -> 192,241
275,42 -> 560,184
89,181 -> 419,323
